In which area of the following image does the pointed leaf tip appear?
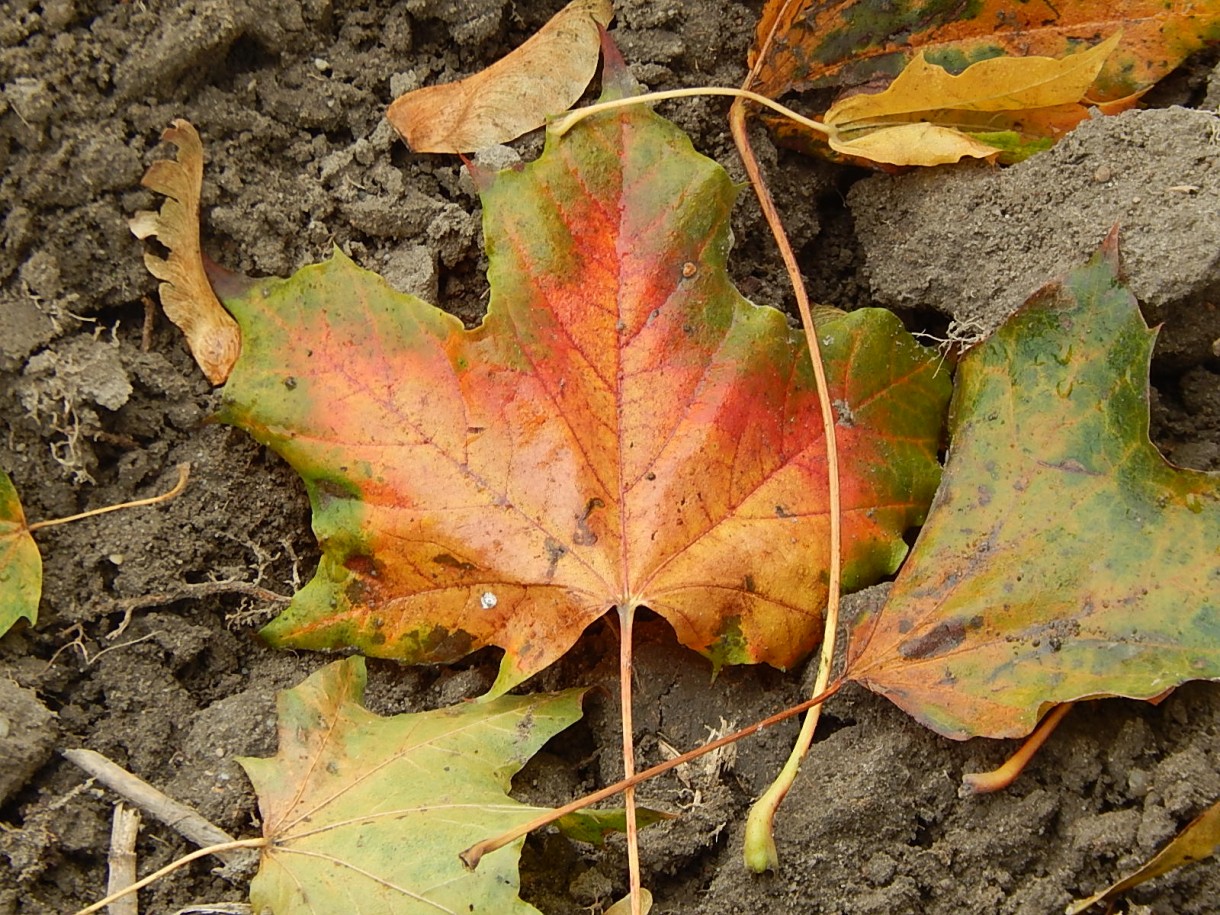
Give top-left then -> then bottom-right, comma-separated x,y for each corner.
597,25 -> 637,100
1067,798 -> 1220,913
387,0 -> 613,153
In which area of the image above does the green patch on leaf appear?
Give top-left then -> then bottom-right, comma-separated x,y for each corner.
556,806 -> 675,846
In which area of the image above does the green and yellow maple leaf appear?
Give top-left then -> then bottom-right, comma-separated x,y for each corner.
0,469 -> 40,637
239,657 -> 585,915
847,233 -> 1220,739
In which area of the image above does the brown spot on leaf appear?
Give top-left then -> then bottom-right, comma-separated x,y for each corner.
899,618 -> 967,660
573,497 -> 604,546
433,553 -> 478,572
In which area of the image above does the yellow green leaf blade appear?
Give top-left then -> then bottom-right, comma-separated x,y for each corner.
827,121 -> 1003,167
847,233 -> 1220,740
0,469 -> 40,636
238,657 -> 586,915
826,33 -> 1119,125
1067,798 -> 1220,914
823,33 -> 1119,166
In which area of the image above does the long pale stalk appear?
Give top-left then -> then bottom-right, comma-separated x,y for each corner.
729,42 -> 844,871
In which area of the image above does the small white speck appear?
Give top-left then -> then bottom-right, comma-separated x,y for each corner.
480,591 -> 498,610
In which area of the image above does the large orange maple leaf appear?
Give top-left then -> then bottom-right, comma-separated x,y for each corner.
203,74 -> 950,695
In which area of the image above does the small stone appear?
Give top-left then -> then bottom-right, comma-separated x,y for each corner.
0,679 -> 58,806
1092,164 -> 1113,183
863,851 -> 898,886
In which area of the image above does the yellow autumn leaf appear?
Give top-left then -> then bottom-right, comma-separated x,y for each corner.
388,0 -> 613,153
824,31 -> 1122,167
1067,798 -> 1220,914
828,121 -> 1006,167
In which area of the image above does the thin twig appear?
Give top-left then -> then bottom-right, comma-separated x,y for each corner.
728,31 -> 845,870
106,803 -> 141,915
61,748 -> 259,877
92,579 -> 291,633
460,680 -> 844,868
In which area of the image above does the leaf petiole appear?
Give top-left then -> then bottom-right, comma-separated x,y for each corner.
961,702 -> 1074,794
549,87 -> 832,139
70,837 -> 267,915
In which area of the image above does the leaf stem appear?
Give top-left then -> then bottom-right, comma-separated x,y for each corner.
460,680 -> 844,869
70,837 -> 267,915
549,87 -> 831,140
619,604 -> 643,915
961,702 -> 1074,794
729,91 -> 843,873
27,463 -> 190,533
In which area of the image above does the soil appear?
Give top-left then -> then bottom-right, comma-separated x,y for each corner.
2,2 -> 1219,914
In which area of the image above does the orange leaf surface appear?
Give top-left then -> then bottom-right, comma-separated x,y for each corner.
208,67 -> 951,694
387,0 -> 613,153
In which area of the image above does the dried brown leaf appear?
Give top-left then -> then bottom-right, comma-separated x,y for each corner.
387,0 -> 613,153
130,120 -> 240,385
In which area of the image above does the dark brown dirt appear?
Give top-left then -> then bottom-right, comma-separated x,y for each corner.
2,2 -> 1218,913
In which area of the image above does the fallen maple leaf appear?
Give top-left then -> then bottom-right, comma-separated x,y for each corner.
846,231 -> 1220,740
1068,796 -> 1220,913
238,657 -> 585,914
206,67 -> 950,695
387,0 -> 614,153
747,0 -> 1220,164
0,469 -> 40,637
130,120 -> 241,385
823,32 -> 1121,166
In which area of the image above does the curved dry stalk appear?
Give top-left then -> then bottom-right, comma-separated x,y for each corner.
71,838 -> 267,915
728,87 -> 843,872
549,87 -> 830,139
